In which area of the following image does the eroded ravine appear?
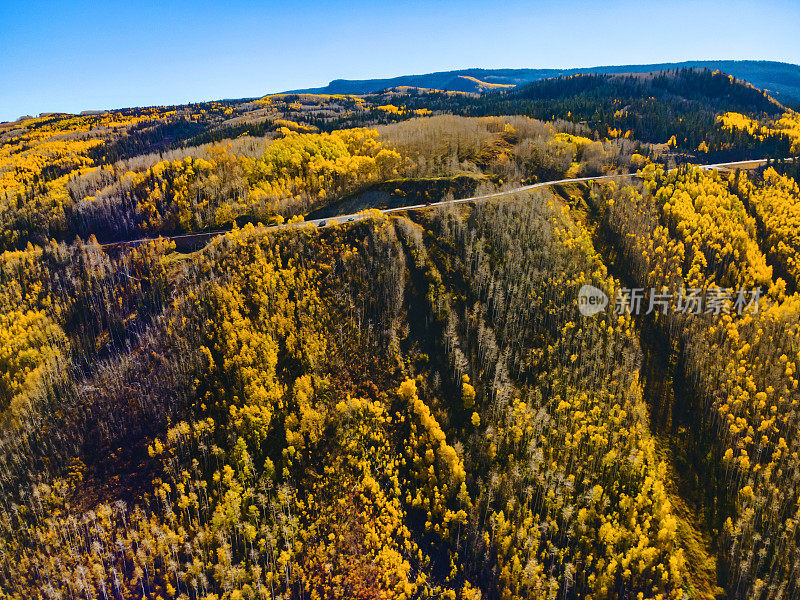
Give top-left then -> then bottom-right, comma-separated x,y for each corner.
562,181 -> 726,599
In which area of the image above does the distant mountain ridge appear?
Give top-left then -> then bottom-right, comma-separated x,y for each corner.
288,60 -> 800,104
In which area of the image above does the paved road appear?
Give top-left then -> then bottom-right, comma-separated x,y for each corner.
101,158 -> 769,249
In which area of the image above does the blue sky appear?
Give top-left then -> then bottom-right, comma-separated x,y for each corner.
1,0 -> 799,122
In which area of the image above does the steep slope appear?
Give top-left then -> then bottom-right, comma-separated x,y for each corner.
0,192 -> 700,600
8,161 -> 800,599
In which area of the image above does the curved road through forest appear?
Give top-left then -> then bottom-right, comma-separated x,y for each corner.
100,158 -> 771,250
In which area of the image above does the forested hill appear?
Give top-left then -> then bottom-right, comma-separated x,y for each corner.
510,69 -> 782,113
290,60 -> 800,104
382,68 -> 799,160
3,121 -> 800,599
493,69 -> 784,152
3,52 -> 800,598
2,68 -> 798,251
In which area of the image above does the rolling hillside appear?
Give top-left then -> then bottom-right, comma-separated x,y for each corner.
2,57 -> 800,600
290,60 -> 800,104
366,68 -> 800,160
